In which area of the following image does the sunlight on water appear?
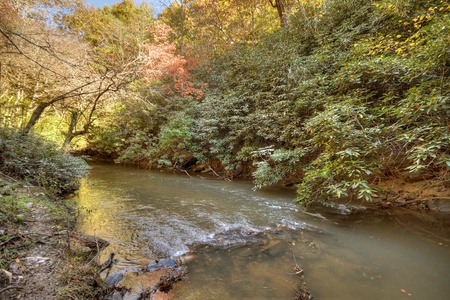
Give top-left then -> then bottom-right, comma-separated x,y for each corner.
75,162 -> 450,299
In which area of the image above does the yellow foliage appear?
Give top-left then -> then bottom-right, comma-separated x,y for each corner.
355,0 -> 450,59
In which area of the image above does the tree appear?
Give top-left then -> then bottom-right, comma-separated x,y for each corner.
0,0 -> 102,135
0,0 -> 155,147
160,0 -> 280,60
142,21 -> 204,99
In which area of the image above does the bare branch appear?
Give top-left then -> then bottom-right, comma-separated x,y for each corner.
0,27 -> 67,78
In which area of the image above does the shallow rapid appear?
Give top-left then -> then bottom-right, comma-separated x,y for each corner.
75,162 -> 450,299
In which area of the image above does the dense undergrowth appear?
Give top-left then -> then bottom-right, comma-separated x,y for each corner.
85,0 -> 449,205
0,127 -> 89,196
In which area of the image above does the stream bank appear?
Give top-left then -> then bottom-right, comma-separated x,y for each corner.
0,172 -> 109,299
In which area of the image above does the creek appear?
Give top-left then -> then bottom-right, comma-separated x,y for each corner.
75,162 -> 450,299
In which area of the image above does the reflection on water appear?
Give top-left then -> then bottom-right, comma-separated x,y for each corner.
75,162 -> 450,299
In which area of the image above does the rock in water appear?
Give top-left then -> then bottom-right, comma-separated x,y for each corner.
104,257 -> 188,299
146,258 -> 177,272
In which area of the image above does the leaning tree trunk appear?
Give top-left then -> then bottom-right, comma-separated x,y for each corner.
20,81 -> 97,135
21,102 -> 49,135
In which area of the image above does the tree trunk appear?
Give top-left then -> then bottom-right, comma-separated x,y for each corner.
61,87 -> 108,148
20,81 -> 97,135
269,0 -> 286,27
62,110 -> 79,148
21,102 -> 47,134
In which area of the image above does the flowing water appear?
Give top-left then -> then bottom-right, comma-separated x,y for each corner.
75,162 -> 450,299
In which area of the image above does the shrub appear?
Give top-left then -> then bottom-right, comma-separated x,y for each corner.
0,127 -> 89,195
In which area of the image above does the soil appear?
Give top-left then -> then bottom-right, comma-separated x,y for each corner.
0,173 -> 108,300
371,176 -> 450,213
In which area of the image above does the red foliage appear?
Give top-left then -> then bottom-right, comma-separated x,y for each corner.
142,21 -> 204,99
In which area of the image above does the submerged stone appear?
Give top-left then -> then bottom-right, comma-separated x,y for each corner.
146,258 -> 177,272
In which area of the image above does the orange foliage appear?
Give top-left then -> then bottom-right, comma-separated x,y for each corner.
142,21 -> 204,99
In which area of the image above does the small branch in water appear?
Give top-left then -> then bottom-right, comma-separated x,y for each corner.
87,234 -> 102,267
98,252 -> 116,274
207,166 -> 230,180
181,169 -> 193,179
290,246 -> 303,276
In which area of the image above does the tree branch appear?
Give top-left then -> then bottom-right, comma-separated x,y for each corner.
21,80 -> 100,134
0,27 -> 67,78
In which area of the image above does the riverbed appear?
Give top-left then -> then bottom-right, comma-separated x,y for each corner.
74,162 -> 450,299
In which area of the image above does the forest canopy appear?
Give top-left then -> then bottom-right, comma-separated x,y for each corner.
1,0 -> 449,205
